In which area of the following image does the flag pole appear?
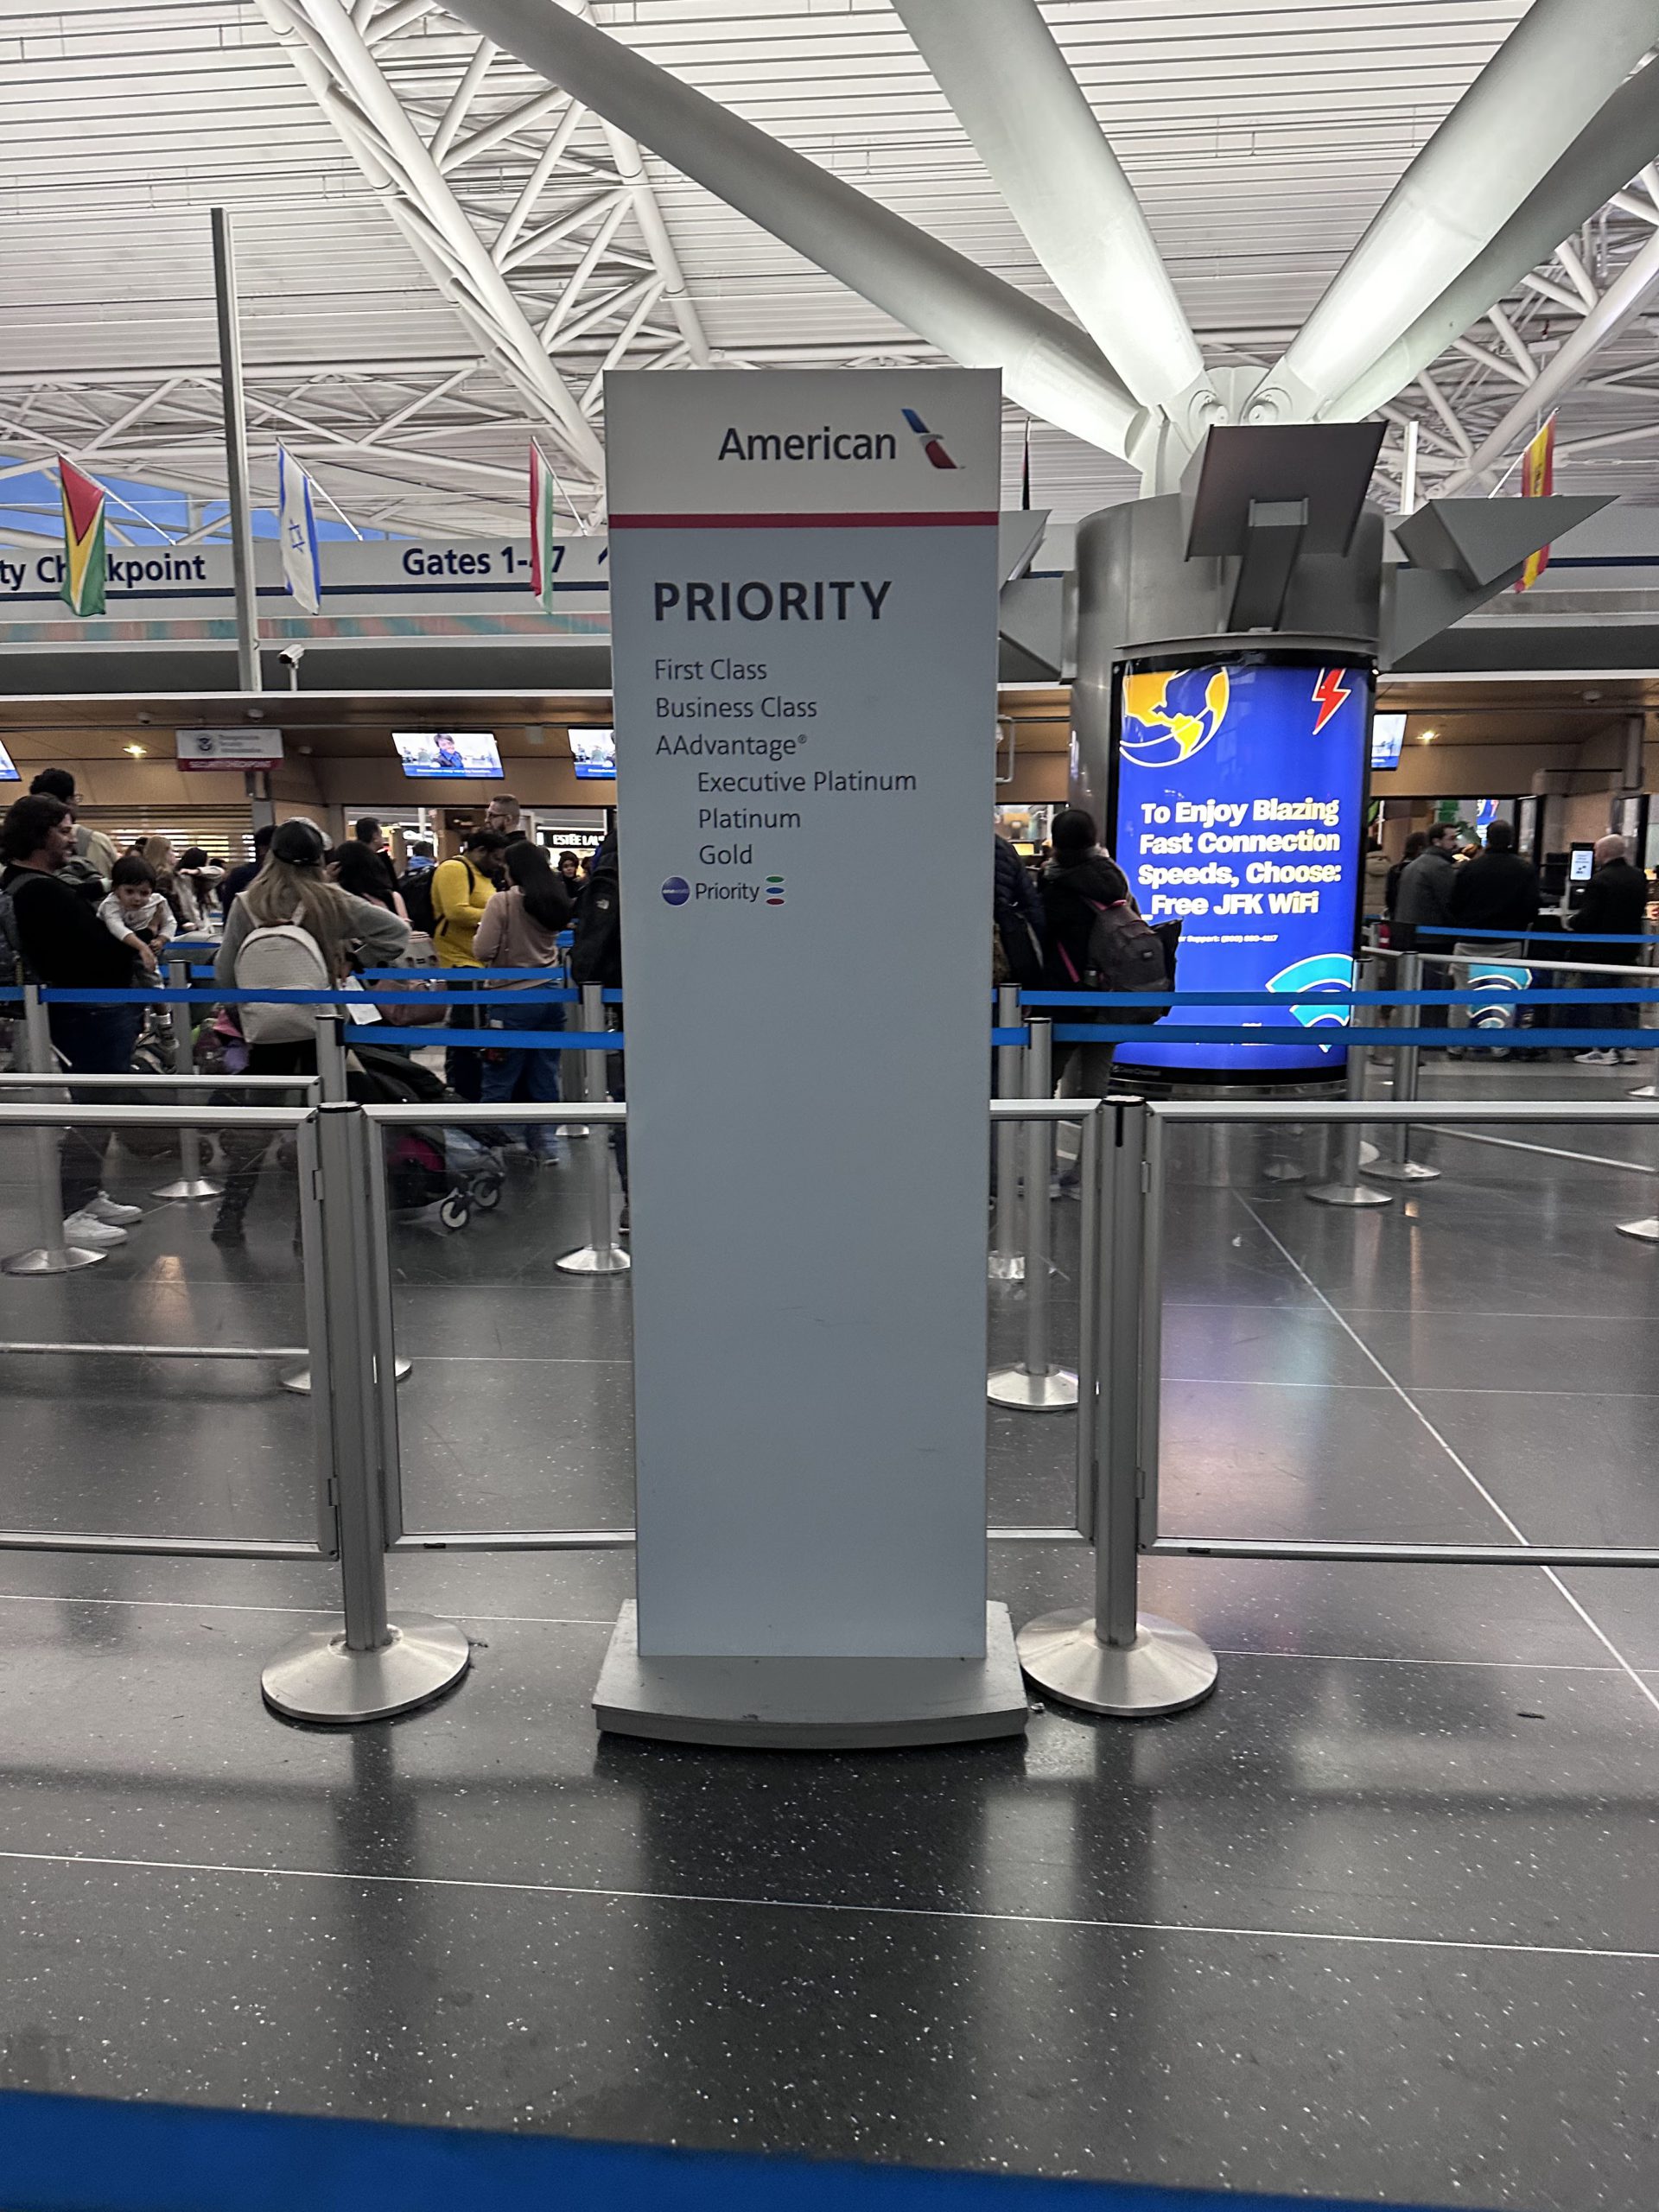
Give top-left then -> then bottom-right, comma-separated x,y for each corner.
211,207 -> 261,692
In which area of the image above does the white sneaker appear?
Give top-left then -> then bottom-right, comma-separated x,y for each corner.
86,1192 -> 143,1225
63,1210 -> 127,1248
1575,1049 -> 1617,1066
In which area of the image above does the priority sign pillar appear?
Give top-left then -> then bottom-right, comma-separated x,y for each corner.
594,368 -> 1026,1747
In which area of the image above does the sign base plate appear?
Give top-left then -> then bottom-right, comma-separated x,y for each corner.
594,1601 -> 1029,1750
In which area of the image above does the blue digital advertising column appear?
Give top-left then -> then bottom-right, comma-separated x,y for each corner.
1108,653 -> 1370,1079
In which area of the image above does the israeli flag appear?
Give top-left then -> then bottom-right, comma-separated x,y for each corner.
277,444 -> 321,615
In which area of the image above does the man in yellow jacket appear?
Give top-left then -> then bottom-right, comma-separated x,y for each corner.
431,828 -> 508,1100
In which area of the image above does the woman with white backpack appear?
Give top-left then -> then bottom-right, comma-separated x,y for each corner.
211,817 -> 409,1243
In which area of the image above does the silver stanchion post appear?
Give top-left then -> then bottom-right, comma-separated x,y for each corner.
1365,950 -> 1440,1183
279,1013 -> 410,1394
2,984 -> 105,1276
1306,1042 -> 1394,1208
314,1011 -> 349,1103
1630,936 -> 1658,1097
263,1102 -> 469,1722
557,982 -> 630,1274
988,982 -> 1025,1284
152,953 -> 222,1199
1017,1096 -> 1218,1715
988,1015 -> 1077,1410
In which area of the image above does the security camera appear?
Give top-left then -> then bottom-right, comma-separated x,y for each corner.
278,644 -> 307,667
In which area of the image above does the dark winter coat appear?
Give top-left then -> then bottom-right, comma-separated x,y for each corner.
1446,848 -> 1540,937
1572,857 -> 1650,963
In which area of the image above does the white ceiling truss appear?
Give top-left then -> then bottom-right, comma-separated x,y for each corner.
7,1 -> 1659,538
250,0 -> 706,511
1377,176 -> 1659,503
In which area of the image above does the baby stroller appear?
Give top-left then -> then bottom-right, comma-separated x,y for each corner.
348,1042 -> 505,1231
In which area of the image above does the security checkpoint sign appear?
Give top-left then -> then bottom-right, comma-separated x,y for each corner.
607,368 -> 1001,1662
175,728 -> 284,772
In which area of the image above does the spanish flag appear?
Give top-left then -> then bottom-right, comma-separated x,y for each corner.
1516,414 -> 1556,593
58,457 -> 107,616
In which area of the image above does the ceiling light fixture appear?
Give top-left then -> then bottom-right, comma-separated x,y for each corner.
1419,728 -> 1437,743
124,743 -> 147,757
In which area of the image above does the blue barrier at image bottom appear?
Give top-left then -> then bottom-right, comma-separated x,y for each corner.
0,2091 -> 1457,2212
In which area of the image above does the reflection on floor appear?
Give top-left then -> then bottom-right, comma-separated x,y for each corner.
0,1055 -> 1654,2211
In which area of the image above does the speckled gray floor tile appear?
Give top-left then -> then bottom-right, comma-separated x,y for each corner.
0,1084 -> 1653,2209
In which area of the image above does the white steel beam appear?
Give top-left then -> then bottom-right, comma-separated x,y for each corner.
893,0 -> 1211,430
492,103 -> 588,261
567,0 -> 708,367
1326,51 -> 1659,422
1442,222 -> 1659,487
1254,0 -> 1659,423
257,0 -> 607,480
442,0 -> 1139,455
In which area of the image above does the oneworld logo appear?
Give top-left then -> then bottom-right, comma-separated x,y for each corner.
660,876 -> 690,906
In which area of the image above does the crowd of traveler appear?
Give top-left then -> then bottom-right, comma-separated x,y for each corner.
3,769 -> 1654,1255
0,776 -> 614,1250
1384,817 -> 1652,1061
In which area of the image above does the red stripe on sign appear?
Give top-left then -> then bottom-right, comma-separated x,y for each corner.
609,511 -> 999,530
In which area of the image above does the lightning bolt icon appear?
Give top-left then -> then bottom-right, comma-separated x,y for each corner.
1311,669 -> 1350,735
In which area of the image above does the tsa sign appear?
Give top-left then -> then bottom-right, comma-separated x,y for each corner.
1110,657 -> 1368,1077
175,728 -> 285,772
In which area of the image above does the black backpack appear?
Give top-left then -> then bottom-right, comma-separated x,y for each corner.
399,866 -> 437,938
1081,899 -> 1175,1024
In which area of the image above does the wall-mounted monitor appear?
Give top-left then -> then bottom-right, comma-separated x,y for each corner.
0,741 -> 18,783
1370,713 -> 1406,771
569,727 -> 616,781
392,731 -> 503,779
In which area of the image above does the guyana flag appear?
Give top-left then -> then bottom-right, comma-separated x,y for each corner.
58,457 -> 107,616
1516,414 -> 1556,594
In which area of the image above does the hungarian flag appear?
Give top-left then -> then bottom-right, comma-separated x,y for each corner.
529,442 -> 557,613
1516,414 -> 1556,593
58,457 -> 107,616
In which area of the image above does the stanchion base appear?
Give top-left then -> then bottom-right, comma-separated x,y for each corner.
262,1612 -> 471,1723
1628,1084 -> 1659,1100
1262,1160 -> 1307,1183
1306,1181 -> 1394,1208
152,1176 -> 224,1201
2,1243 -> 106,1277
988,1363 -> 1078,1412
556,1243 -> 632,1274
1616,1217 -> 1659,1243
280,1356 -> 413,1395
1017,1606 -> 1218,1719
987,1251 -> 1026,1285
1363,1157 -> 1441,1182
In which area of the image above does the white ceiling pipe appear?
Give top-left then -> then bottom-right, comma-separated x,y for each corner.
893,0 -> 1211,425
1254,0 -> 1659,423
259,0 -> 605,476
567,2 -> 709,367
1440,221 -> 1659,488
1331,60 -> 1659,420
442,0 -> 1140,456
